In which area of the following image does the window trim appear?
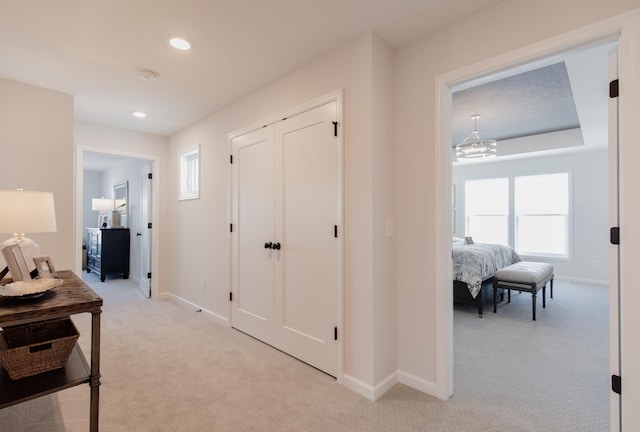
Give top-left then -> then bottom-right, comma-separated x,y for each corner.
463,170 -> 572,260
179,145 -> 200,200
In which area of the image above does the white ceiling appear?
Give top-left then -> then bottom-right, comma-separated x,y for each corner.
83,152 -> 133,172
0,0 -> 501,137
453,62 -> 581,143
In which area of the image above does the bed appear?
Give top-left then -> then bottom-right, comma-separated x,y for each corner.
452,242 -> 521,316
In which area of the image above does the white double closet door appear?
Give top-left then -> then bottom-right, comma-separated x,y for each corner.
231,101 -> 339,377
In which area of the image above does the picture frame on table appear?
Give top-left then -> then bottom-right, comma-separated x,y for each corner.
2,244 -> 32,281
33,255 -> 58,278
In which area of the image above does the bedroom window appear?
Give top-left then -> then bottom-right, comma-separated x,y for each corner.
515,173 -> 569,258
464,178 -> 509,245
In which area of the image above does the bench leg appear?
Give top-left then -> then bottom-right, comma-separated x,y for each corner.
532,292 -> 537,321
543,283 -> 546,308
493,283 -> 497,313
550,278 -> 554,299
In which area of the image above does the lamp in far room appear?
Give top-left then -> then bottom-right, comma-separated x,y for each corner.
0,189 -> 57,280
456,114 -> 498,161
92,198 -> 113,228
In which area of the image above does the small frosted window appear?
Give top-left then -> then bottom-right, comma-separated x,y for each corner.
179,146 -> 199,200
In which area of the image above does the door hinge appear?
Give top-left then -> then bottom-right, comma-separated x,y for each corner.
334,225 -> 338,238
332,121 -> 338,137
610,79 -> 619,98
334,327 -> 338,341
230,292 -> 233,302
610,227 -> 620,245
147,222 -> 152,229
230,223 -> 233,233
147,272 -> 152,279
230,155 -> 233,164
612,374 -> 621,395
148,173 -> 153,180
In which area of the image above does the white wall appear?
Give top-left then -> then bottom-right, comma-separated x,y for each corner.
371,35 -> 397,389
167,32 -> 396,396
83,171 -> 102,232
452,149 -> 609,283
0,78 -> 74,270
394,0 -> 639,394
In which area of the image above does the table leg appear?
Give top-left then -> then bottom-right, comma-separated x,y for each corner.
90,310 -> 101,432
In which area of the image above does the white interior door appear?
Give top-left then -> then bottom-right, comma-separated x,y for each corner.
230,99 -> 340,377
138,163 -> 152,298
274,102 -> 339,376
231,127 -> 276,345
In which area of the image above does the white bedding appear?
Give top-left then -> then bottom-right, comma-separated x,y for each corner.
452,243 -> 521,298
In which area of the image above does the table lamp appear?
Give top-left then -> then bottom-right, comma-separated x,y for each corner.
91,198 -> 113,228
0,189 -> 57,280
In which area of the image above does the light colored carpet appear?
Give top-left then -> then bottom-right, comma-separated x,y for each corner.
0,274 -> 609,431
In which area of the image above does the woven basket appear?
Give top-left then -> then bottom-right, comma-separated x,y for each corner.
0,317 -> 79,380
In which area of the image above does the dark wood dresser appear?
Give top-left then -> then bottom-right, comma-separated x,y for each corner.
86,228 -> 130,282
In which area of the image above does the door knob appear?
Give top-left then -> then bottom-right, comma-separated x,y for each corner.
264,242 -> 273,249
273,242 -> 281,250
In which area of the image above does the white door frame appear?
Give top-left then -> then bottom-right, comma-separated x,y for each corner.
227,89 -> 345,383
434,10 -> 640,430
75,146 -> 161,298
608,46 -> 621,430
139,162 -> 153,298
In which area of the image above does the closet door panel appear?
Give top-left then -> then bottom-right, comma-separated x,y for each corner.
274,102 -> 338,376
231,127 -> 275,345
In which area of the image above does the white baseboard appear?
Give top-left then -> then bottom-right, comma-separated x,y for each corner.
341,374 -> 376,400
159,292 -> 228,327
373,371 -> 398,400
342,371 -> 398,401
397,370 -> 441,399
342,370 -> 441,401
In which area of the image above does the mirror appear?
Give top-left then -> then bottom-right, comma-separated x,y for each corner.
113,181 -> 128,228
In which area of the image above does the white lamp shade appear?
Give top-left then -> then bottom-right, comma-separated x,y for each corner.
0,190 -> 57,234
92,198 -> 113,212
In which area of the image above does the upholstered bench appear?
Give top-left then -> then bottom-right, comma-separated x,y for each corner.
493,261 -> 554,320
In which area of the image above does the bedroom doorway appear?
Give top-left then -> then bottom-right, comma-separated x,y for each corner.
441,37 -> 620,431
76,147 -> 160,298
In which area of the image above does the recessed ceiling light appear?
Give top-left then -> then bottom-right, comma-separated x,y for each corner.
132,111 -> 147,118
170,38 -> 191,50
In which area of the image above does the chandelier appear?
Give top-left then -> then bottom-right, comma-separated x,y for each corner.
456,114 -> 497,160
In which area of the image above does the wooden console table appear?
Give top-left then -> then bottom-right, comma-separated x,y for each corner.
0,270 -> 103,431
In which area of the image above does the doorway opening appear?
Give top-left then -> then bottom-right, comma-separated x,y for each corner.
76,148 -> 158,299
435,35 -> 621,431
